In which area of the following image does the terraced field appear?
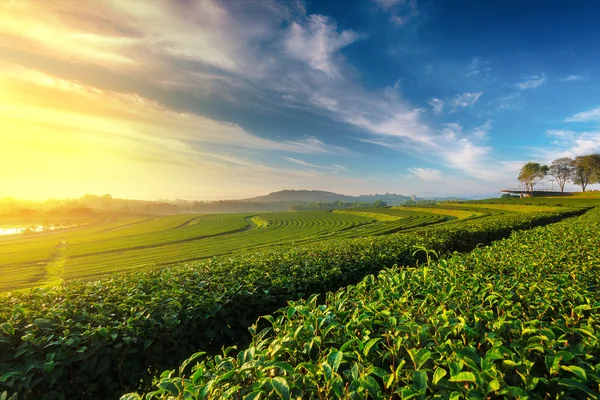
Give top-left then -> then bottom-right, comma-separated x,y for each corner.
0,217 -> 150,291
1,203 -> 565,293
62,211 -> 378,280
65,213 -> 252,257
4,210 -> 447,291
331,208 -> 446,238
393,206 -> 487,220
442,202 -> 561,213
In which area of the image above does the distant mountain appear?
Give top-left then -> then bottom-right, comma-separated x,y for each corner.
243,190 -> 411,206
422,196 -> 467,202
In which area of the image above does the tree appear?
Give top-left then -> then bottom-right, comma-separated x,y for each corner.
518,162 -> 549,193
549,157 -> 574,192
571,154 -> 600,192
373,199 -> 387,208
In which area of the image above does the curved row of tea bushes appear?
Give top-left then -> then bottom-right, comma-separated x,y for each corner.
130,207 -> 600,399
0,208 -> 586,399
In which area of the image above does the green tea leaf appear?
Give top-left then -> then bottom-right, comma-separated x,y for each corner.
270,377 -> 290,400
449,372 -> 476,383
328,350 -> 343,372
433,367 -> 447,385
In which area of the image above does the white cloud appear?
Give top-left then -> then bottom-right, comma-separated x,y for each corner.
346,109 -> 433,143
561,75 -> 583,82
373,0 -> 406,11
427,98 -> 444,114
465,56 -> 491,78
282,156 -> 347,173
360,120 -> 513,183
450,92 -> 483,111
440,123 -> 463,141
472,120 -> 492,140
546,129 -> 576,140
284,137 -> 352,155
284,15 -> 362,77
498,92 -> 521,109
444,139 -> 491,178
539,130 -> 600,160
373,0 -> 418,26
516,73 -> 547,90
565,106 -> 600,122
408,167 -> 444,181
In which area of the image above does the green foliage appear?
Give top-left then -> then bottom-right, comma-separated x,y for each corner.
288,199 -> 388,211
456,196 -> 600,208
572,154 -> 600,192
445,202 -> 561,213
0,208 -> 584,399
549,157 -> 575,192
134,207 -> 600,399
518,162 -> 549,192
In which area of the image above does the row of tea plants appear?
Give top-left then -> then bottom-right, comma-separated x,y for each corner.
0,208 -> 587,399
128,207 -> 600,399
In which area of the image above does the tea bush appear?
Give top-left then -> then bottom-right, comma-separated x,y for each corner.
0,208 -> 585,399
131,207 -> 600,399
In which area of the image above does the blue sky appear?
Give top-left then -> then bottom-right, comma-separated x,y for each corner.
1,0 -> 600,200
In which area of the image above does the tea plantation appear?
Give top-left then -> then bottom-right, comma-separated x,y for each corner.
1,208 -> 462,292
129,207 -> 600,399
0,205 -> 590,399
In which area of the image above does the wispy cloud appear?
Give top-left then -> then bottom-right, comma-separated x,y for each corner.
373,0 -> 419,26
538,130 -> 600,161
373,0 -> 405,11
516,73 -> 548,90
0,66 -> 351,170
565,106 -> 600,122
465,56 -> 493,81
427,98 -> 444,114
561,75 -> 583,82
284,15 -> 362,77
408,167 -> 444,181
282,156 -> 347,173
498,92 -> 521,109
546,129 -> 576,140
472,120 -> 492,140
450,92 -> 483,112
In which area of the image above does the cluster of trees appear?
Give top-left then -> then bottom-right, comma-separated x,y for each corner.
289,199 -> 388,211
518,154 -> 600,192
403,199 -> 437,206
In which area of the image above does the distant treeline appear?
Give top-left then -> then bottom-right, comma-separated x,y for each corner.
0,193 -> 448,222
289,199 -> 388,211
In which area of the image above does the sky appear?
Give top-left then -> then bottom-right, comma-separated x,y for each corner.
1,0 -> 600,201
